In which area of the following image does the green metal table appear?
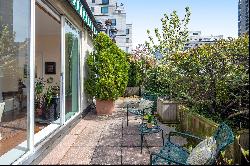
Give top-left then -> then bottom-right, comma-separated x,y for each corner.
138,123 -> 164,153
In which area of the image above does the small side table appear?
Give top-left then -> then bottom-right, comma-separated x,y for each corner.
138,123 -> 164,153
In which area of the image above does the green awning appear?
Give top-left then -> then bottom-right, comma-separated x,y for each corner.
69,0 -> 98,35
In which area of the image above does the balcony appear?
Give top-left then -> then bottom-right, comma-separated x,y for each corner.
35,98 -> 179,165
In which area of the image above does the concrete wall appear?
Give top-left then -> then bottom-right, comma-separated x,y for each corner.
80,30 -> 94,111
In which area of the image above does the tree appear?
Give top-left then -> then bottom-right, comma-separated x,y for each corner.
0,25 -> 18,76
145,7 -> 191,59
143,7 -> 191,98
128,44 -> 155,87
85,32 -> 129,100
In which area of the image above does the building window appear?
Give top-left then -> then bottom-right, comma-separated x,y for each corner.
91,7 -> 94,12
101,7 -> 109,14
126,47 -> 129,53
193,33 -> 198,35
92,0 -> 95,3
111,19 -> 116,26
126,38 -> 129,43
126,29 -> 129,34
102,0 -> 109,5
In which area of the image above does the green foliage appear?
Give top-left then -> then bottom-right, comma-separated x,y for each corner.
217,151 -> 233,165
0,25 -> 18,76
145,34 -> 249,129
144,7 -> 191,98
146,7 -> 191,58
44,86 -> 53,109
127,44 -> 156,87
85,32 -> 129,100
242,149 -> 249,160
144,64 -> 173,97
127,54 -> 142,87
144,113 -> 154,124
35,78 -> 46,109
171,35 -> 249,129
236,135 -> 250,163
35,78 -> 45,95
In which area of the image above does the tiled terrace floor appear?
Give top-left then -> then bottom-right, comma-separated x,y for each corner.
36,98 -> 186,165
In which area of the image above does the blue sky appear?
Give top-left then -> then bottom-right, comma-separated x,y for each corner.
119,0 -> 238,48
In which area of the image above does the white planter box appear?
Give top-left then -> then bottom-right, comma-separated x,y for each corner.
0,102 -> 4,140
0,102 -> 5,123
157,97 -> 179,123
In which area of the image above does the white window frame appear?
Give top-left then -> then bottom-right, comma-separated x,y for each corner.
1,0 -> 85,164
63,18 -> 82,122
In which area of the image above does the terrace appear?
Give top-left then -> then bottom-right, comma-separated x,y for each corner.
33,98 -> 185,165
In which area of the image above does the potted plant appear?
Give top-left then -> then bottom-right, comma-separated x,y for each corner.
85,32 -> 129,115
35,78 -> 45,118
144,113 -> 155,128
44,86 -> 54,121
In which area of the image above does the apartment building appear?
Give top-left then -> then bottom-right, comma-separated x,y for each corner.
87,0 -> 133,53
238,0 -> 249,36
184,31 -> 223,50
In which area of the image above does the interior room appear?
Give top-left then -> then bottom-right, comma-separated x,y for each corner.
34,4 -> 61,132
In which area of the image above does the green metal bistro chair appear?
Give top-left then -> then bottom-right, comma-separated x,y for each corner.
150,123 -> 234,165
126,98 -> 153,126
139,117 -> 164,153
142,92 -> 158,114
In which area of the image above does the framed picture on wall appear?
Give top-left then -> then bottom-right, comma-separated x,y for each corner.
45,62 -> 56,74
35,65 -> 37,78
23,64 -> 28,78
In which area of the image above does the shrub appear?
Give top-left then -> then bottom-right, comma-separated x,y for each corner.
128,44 -> 156,88
145,34 -> 249,129
127,59 -> 142,87
85,32 -> 129,100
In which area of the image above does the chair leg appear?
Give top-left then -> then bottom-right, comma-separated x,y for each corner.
150,153 -> 153,165
141,133 -> 144,153
127,107 -> 129,126
162,130 -> 164,146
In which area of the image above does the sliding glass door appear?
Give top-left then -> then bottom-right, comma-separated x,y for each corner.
64,20 -> 80,121
0,0 -> 31,158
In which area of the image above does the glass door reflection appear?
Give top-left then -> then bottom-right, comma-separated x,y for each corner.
65,20 -> 80,121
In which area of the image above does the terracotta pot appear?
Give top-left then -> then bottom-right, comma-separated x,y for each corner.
36,108 -> 43,116
147,123 -> 153,128
96,99 -> 115,115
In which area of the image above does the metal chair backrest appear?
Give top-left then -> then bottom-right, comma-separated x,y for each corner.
213,123 -> 234,155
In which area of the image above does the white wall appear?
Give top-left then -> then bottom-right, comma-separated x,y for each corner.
35,26 -> 94,113
80,30 -> 94,110
35,35 -> 61,89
